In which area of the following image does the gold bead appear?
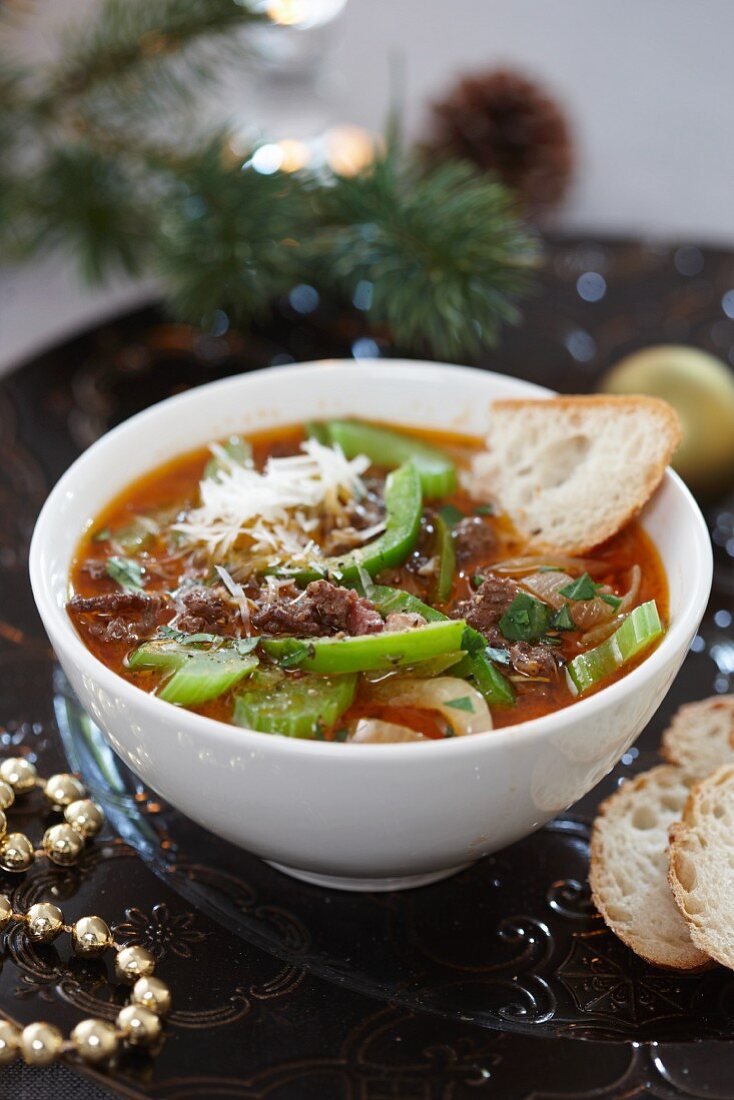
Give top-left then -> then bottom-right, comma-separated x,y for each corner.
0,781 -> 14,811
42,823 -> 84,866
71,915 -> 112,956
0,895 -> 12,931
70,1018 -> 118,1064
132,976 -> 171,1016
64,799 -> 104,838
115,944 -> 156,983
0,833 -> 34,872
26,902 -> 64,944
0,758 -> 37,795
116,1004 -> 161,1046
20,1022 -> 63,1066
0,1020 -> 20,1064
44,773 -> 86,807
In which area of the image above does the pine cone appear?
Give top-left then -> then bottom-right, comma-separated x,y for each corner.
426,69 -> 573,216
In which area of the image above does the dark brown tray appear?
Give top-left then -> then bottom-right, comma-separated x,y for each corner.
3,235 -> 734,1098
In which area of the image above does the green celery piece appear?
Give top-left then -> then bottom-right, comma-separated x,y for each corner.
432,514 -> 456,604
262,620 -> 466,674
567,600 -> 663,695
204,436 -> 253,480
159,654 -> 258,707
234,673 -> 357,738
404,649 -> 467,678
320,419 -> 457,498
367,584 -> 515,705
128,637 -> 259,707
287,462 -> 422,585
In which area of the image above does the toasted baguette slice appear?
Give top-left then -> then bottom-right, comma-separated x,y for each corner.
464,396 -> 681,553
661,696 -> 734,778
669,763 -> 734,970
590,766 -> 710,970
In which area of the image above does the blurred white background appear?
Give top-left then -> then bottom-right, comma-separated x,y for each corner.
2,0 -> 733,374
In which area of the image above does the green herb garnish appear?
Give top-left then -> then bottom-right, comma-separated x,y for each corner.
538,565 -> 562,573
92,527 -> 111,543
106,555 -> 145,593
473,503 -> 494,516
558,572 -> 600,601
485,646 -> 511,665
499,593 -> 551,643
445,695 -> 475,713
471,573 -> 484,589
551,605 -> 576,631
439,503 -> 464,527
602,593 -> 623,611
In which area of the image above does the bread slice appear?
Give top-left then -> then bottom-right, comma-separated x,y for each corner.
464,396 -> 681,553
668,763 -> 734,970
590,765 -> 710,970
661,696 -> 734,778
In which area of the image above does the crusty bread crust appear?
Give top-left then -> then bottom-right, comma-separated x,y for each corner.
590,765 -> 711,971
668,763 -> 734,970
464,395 -> 682,554
661,697 -> 734,776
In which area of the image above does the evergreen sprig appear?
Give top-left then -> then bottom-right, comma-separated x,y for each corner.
316,154 -> 538,359
0,0 -> 539,360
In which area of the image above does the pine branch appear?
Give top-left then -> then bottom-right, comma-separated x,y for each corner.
12,143 -> 152,282
33,0 -> 265,113
314,153 -> 539,360
154,142 -> 309,324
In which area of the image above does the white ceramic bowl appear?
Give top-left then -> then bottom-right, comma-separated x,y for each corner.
30,360 -> 712,891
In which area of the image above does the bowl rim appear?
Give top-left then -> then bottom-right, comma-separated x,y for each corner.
29,358 -> 713,761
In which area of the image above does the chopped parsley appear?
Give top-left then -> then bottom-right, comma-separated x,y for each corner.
438,503 -> 464,527
471,573 -> 484,589
106,555 -> 145,593
551,604 -> 576,631
499,592 -> 551,643
559,572 -> 600,601
445,695 -> 475,713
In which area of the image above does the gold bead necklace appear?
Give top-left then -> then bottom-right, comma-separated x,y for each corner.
0,757 -> 172,1067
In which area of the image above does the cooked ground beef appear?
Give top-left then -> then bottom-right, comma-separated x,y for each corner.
452,517 -> 496,566
252,579 -> 384,637
67,591 -> 162,644
452,574 -> 519,637
174,586 -> 237,635
508,642 -> 561,679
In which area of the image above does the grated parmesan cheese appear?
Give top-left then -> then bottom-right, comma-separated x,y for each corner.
173,438 -> 372,565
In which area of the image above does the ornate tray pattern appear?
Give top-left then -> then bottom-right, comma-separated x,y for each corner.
2,235 -> 734,1097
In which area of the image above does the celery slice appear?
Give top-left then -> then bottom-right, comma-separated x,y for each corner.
365,585 -> 515,705
129,636 -> 259,707
566,600 -> 663,695
159,654 -> 258,707
234,673 -> 357,738
262,620 -> 466,674
320,419 -> 457,498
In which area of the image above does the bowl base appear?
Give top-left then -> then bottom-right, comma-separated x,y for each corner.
265,860 -> 471,892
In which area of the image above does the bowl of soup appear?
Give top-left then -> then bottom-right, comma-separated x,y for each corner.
29,361 -> 712,890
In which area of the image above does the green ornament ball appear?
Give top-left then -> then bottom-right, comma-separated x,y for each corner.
601,344 -> 734,495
